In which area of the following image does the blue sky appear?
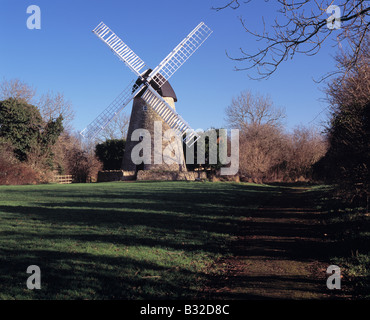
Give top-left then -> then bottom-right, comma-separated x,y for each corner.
1,0 -> 342,134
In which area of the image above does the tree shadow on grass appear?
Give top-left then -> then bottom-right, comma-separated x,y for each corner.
0,182 -> 274,299
0,182 -> 340,299
0,247 -> 209,300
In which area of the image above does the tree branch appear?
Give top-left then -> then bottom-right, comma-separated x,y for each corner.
214,0 -> 370,79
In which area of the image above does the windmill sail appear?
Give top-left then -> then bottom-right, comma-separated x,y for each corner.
80,81 -> 145,140
148,22 -> 212,88
83,21 -> 212,147
141,86 -> 200,146
93,22 -> 147,77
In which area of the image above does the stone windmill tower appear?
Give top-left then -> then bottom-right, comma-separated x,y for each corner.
121,69 -> 187,176
80,21 -> 212,179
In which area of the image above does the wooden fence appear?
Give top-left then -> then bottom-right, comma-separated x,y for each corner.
55,175 -> 73,184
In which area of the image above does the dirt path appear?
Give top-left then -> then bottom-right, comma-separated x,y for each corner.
205,186 -> 349,300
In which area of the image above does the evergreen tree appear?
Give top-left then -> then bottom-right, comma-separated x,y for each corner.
95,139 -> 126,170
0,98 -> 64,165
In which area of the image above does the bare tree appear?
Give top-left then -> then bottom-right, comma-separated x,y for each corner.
287,125 -> 328,180
239,123 -> 289,182
213,0 -> 370,79
96,112 -> 130,142
326,36 -> 369,110
226,90 -> 287,181
37,91 -> 75,131
225,90 -> 285,130
0,78 -> 36,103
66,144 -> 103,182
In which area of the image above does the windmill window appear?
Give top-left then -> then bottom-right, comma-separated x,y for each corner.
143,105 -> 148,112
139,131 -> 145,142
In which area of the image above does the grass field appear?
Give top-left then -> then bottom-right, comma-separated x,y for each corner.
0,181 -> 368,299
0,181 -> 266,299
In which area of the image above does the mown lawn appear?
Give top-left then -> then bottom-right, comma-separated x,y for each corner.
2,181 -> 368,300
0,181 -> 273,299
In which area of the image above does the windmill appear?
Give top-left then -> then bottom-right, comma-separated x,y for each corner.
80,21 -> 212,178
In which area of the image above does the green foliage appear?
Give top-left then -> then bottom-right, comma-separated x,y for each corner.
0,98 -> 43,161
40,115 -> 64,168
95,139 -> 126,170
42,115 -> 64,147
0,98 -> 64,165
